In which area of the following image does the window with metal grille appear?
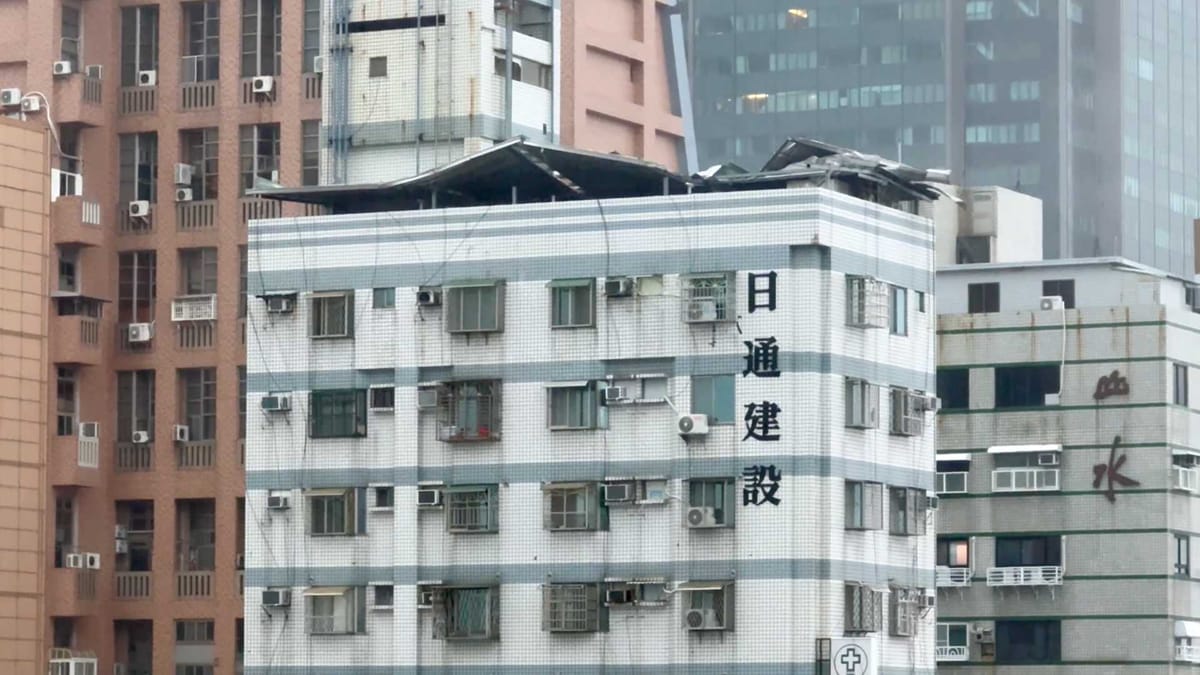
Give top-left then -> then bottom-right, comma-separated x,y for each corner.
445,485 -> 499,533
302,0 -> 321,72
844,582 -> 883,632
542,483 -> 602,531
436,587 -> 498,640
182,1 -> 220,82
845,378 -> 879,428
241,0 -> 281,77
118,251 -> 156,324
547,383 -> 598,430
302,120 -> 321,186
549,279 -> 595,328
682,582 -> 733,630
307,489 -> 356,536
542,584 -> 602,632
445,280 -> 505,333
681,272 -> 734,322
181,128 -> 219,200
56,367 -> 76,436
239,123 -> 280,194
179,368 -> 216,440
119,133 -> 158,203
436,380 -> 502,441
175,619 -> 214,643
308,389 -> 367,438
889,487 -> 928,536
311,291 -> 354,338
846,275 -> 888,327
120,6 -> 159,86
889,387 -> 925,436
889,586 -> 921,636
179,248 -> 218,296
117,370 -> 155,441
844,480 -> 883,530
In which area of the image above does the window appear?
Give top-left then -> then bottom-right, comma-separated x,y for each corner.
681,273 -> 734,322
844,481 -> 883,530
967,282 -> 1000,313
179,368 -> 216,440
889,387 -> 926,436
302,120 -> 320,186
445,280 -> 505,333
681,582 -> 733,631
373,486 -> 393,509
179,248 -> 218,296
995,536 -> 1061,567
844,378 -> 879,428
181,128 -> 219,200
936,458 -> 969,494
119,133 -> 158,203
306,586 -> 366,634
1042,279 -> 1075,308
995,620 -> 1060,664
445,485 -> 499,533
1010,79 -> 1040,100
1176,363 -> 1190,406
936,369 -> 969,410
238,366 -> 246,439
175,619 -> 214,643
309,389 -> 367,438
372,287 -> 395,309
846,276 -> 888,327
543,483 -> 602,531
547,383 -> 599,430
56,367 -> 77,436
992,451 -> 1060,492
241,0 -> 281,77
956,236 -> 991,264
369,387 -> 394,410
606,374 -> 668,402
182,1 -> 220,82
117,370 -> 155,442
60,4 -> 82,69
120,5 -> 159,86
994,364 -> 1060,408
311,291 -> 354,338
844,583 -> 883,633
239,123 -> 280,194
1177,535 -> 1191,577
374,584 -> 394,607
436,380 -> 502,441
691,375 -> 735,425
965,0 -> 992,20
889,487 -> 927,536
937,623 -> 969,661
889,586 -> 921,637
303,0 -> 321,72
966,82 -> 995,102
937,538 -> 970,568
368,56 -> 387,77
549,279 -> 595,328
687,478 -> 734,527
307,489 -> 357,536
435,587 -> 499,640
889,285 -> 908,335
176,666 -> 213,675
118,251 -> 156,324
542,584 -> 603,632
917,290 -> 926,313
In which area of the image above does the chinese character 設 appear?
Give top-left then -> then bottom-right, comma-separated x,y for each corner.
742,464 -> 782,505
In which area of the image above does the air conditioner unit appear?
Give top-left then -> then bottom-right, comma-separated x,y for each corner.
312,56 -> 325,73
128,200 -> 150,218
127,322 -> 154,342
1037,452 -> 1060,466
265,295 -> 295,314
1040,295 -> 1064,311
175,188 -> 194,203
417,590 -> 435,607
65,553 -> 83,568
131,430 -> 150,445
684,608 -> 722,630
685,299 -> 719,322
417,488 -> 442,507
252,75 -> 274,94
606,587 -> 635,605
918,395 -> 940,412
416,388 -> 439,409
174,163 -> 194,186
926,495 -> 940,510
262,588 -> 291,607
602,482 -> 635,503
605,276 -> 635,298
137,70 -> 157,87
53,61 -> 73,76
115,539 -> 128,555
973,624 -> 994,643
78,422 -> 99,439
114,525 -> 128,539
235,554 -> 245,570
85,553 -> 100,570
267,492 -> 290,510
603,386 -> 626,404
261,394 -> 292,412
677,414 -> 709,437
20,97 -> 40,113
85,64 -> 103,79
0,88 -> 21,107
922,594 -> 937,609
173,424 -> 190,443
685,506 -> 718,528
416,288 -> 442,307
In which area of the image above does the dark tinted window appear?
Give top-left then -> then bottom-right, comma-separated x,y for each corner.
994,364 -> 1059,408
937,369 -> 969,410
967,282 -> 1000,313
995,536 -> 1061,567
1042,279 -> 1075,309
996,620 -> 1061,664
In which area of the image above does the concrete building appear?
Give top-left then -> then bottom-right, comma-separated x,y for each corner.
935,257 -> 1200,672
923,185 -> 1043,267
243,138 -> 939,673
685,0 -> 1200,276
322,0 -> 694,184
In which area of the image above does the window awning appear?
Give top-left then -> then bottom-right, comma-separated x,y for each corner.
304,586 -> 349,597
546,278 -> 593,288
444,278 -> 501,288
676,581 -> 732,592
987,443 -> 1062,455
304,488 -> 349,497
1176,620 -> 1200,638
1173,448 -> 1200,458
604,576 -> 667,584
256,290 -> 298,298
544,381 -> 591,388
938,453 -> 973,462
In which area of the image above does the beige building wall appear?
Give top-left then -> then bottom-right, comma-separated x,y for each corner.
0,117 -> 50,675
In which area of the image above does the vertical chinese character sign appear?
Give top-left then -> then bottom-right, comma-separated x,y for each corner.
743,272 -> 783,505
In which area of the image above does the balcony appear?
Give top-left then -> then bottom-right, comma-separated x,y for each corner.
50,196 -> 103,247
177,441 -> 215,469
177,322 -> 215,350
46,567 -> 97,615
304,72 -> 322,100
172,295 -> 217,322
119,85 -> 156,115
176,570 -> 213,598
51,315 -> 102,366
119,203 -> 154,234
115,442 -> 153,473
117,322 -> 156,353
177,200 -> 217,230
49,435 -> 100,488
986,565 -> 1063,587
48,649 -> 98,675
77,433 -> 98,469
935,645 -> 969,662
936,566 -> 972,588
240,196 -> 282,225
1178,643 -> 1200,663
51,73 -> 104,126
181,81 -> 218,110
115,571 -> 152,599
991,467 -> 1059,493
1175,466 -> 1199,493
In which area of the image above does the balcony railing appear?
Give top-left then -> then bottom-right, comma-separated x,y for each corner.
119,204 -> 154,234
115,442 -> 153,472
82,200 -> 101,225
1175,466 -> 1199,493
177,200 -> 216,230
177,322 -> 214,349
76,568 -> 97,601
77,435 -> 99,469
992,467 -> 1059,492
935,645 -> 969,662
119,86 -> 156,115
48,650 -> 97,675
115,571 -> 152,599
82,75 -> 102,104
986,565 -> 1063,587
1178,643 -> 1200,663
935,566 -> 972,587
181,80 -> 217,110
172,295 -> 217,322
304,72 -> 322,100
240,196 -> 282,224
79,316 -> 99,345
177,570 -> 213,598
177,441 -> 214,469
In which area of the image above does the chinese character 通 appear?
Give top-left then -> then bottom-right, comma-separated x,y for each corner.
743,400 -> 782,441
742,464 -> 782,505
748,271 -> 778,313
743,337 -> 781,377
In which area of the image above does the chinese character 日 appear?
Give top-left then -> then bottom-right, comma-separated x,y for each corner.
748,271 -> 778,313
743,337 -> 781,377
743,401 -> 782,441
1092,434 -> 1140,503
742,464 -> 782,505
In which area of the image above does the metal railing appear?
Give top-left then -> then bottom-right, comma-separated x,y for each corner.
240,196 -> 282,224
177,200 -> 216,230
171,295 -> 217,321
304,72 -> 321,100
115,571 -> 151,599
177,441 -> 215,469
82,76 -> 102,104
991,467 -> 1059,492
935,566 -> 971,587
119,86 -> 156,115
1178,643 -> 1200,662
935,645 -> 969,662
79,317 -> 99,345
115,442 -> 153,472
1175,466 -> 1199,492
77,436 -> 99,469
177,322 -> 214,349
986,565 -> 1063,587
76,568 -> 96,601
176,570 -> 213,598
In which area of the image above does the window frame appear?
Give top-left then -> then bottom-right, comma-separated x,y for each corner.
687,478 -> 736,527
306,586 -> 366,635
301,120 -> 321,186
436,380 -> 502,441
844,582 -> 883,633
690,374 -> 735,426
238,123 -> 281,195
1175,363 -> 1189,406
937,622 -> 970,660
56,366 -> 77,436
846,275 -> 888,327
1041,279 -> 1075,309
542,482 -> 602,532
546,382 -> 599,430
549,278 -> 596,329
444,280 -> 505,334
240,0 -> 282,78
179,367 -> 217,441
444,485 -> 500,533
541,583 -> 603,633
845,378 -> 880,429
306,489 -> 357,536
844,480 -> 884,530
436,586 -> 500,640
967,282 -> 1000,313
308,389 -> 368,438
936,537 -> 971,568
372,287 -> 395,309
889,387 -> 925,436
310,291 -> 355,339
373,584 -> 394,608
889,284 -> 908,335
994,364 -> 1060,408
1177,534 -> 1191,577
888,486 -> 928,536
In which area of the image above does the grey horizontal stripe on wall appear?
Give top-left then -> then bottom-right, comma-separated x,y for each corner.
245,558 -> 934,589
245,665 -> 935,675
327,114 -> 550,149
245,454 -> 934,491
248,351 -> 934,394
248,243 -> 932,298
